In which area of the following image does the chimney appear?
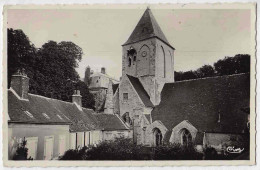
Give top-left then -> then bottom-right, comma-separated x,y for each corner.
72,90 -> 82,107
10,69 -> 29,100
101,67 -> 106,74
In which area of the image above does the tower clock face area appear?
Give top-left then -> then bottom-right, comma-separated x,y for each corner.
142,51 -> 147,57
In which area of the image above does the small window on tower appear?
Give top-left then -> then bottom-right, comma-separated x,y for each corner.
133,55 -> 136,61
123,93 -> 128,101
128,58 -> 132,67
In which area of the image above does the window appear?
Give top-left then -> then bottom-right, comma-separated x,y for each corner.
123,93 -> 128,101
133,55 -> 136,61
181,129 -> 192,147
70,133 -> 76,149
153,128 -> 162,146
106,133 -> 113,140
58,135 -> 66,156
44,136 -> 54,160
42,113 -> 50,119
122,112 -> 132,125
128,57 -> 132,67
24,111 -> 34,119
57,114 -> 63,120
26,137 -> 38,160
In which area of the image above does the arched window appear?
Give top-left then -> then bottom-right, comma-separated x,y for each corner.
181,129 -> 192,147
128,57 -> 132,67
122,112 -> 132,125
153,128 -> 162,146
161,46 -> 166,78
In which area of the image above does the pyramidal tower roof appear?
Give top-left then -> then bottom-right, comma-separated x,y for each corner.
123,8 -> 174,49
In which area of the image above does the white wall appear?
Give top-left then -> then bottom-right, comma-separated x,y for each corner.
8,123 -> 70,160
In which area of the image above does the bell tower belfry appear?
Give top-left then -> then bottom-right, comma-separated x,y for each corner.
121,8 -> 175,105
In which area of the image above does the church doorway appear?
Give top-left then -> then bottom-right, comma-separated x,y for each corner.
153,128 -> 162,146
181,129 -> 192,147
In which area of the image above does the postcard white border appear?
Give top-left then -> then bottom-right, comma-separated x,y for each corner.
1,2 -> 257,167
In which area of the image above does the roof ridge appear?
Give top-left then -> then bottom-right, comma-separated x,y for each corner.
169,72 -> 249,85
28,93 -> 97,112
126,74 -> 154,107
28,93 -> 74,105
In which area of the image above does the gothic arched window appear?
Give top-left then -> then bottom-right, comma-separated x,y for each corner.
122,112 -> 132,125
161,46 -> 166,78
181,129 -> 192,147
128,57 -> 132,67
153,128 -> 162,146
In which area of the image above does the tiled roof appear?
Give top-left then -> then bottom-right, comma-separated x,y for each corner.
152,73 -> 250,134
8,90 -> 71,124
112,84 -> 119,94
127,74 -> 154,108
8,89 -> 129,132
95,114 -> 129,130
123,8 -> 174,49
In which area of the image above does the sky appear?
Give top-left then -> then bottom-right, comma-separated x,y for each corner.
7,8 -> 251,80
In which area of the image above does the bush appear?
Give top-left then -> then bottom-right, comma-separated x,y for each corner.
153,143 -> 203,160
59,146 -> 88,160
85,137 -> 147,160
59,137 -> 203,160
13,138 -> 33,160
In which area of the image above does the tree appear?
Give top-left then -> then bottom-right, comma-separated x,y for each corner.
214,54 -> 250,76
8,29 -> 95,108
84,66 -> 91,86
7,28 -> 37,87
175,54 -> 250,82
77,81 -> 95,109
174,70 -> 198,81
196,65 -> 215,78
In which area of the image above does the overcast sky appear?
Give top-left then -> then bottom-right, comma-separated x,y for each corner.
7,8 -> 251,80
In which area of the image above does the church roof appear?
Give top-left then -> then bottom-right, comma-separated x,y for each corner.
127,74 -> 154,108
123,8 -> 174,49
112,83 -> 119,94
95,114 -> 129,130
152,73 -> 250,135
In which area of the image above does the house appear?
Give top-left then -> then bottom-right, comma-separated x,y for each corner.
8,71 -> 71,160
8,71 -> 131,160
106,7 -> 250,151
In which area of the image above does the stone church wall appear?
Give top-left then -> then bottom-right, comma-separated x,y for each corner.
118,76 -> 145,119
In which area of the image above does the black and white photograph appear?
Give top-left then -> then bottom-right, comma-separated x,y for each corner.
2,3 -> 256,166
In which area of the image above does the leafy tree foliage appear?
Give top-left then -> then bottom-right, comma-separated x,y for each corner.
12,138 -> 33,160
8,28 -> 37,87
196,65 -> 215,78
8,28 -> 94,108
175,54 -> 250,81
214,54 -> 250,76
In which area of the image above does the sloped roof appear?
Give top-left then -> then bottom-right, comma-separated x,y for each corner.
94,114 -> 129,130
123,8 -> 174,49
152,73 -> 250,134
8,89 -> 129,132
127,74 -> 154,108
8,90 -> 71,125
112,84 -> 119,94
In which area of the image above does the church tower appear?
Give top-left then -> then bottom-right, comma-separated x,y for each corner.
122,8 -> 175,105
